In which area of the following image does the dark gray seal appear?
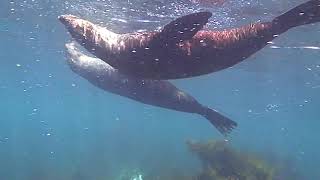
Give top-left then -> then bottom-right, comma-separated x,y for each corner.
59,0 -> 320,80
65,42 -> 236,135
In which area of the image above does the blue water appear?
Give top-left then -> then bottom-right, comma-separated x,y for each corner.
1,0 -> 320,179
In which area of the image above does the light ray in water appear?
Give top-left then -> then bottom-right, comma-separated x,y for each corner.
270,45 -> 320,50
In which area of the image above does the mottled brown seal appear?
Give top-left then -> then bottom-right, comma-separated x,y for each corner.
59,0 -> 320,79
65,42 -> 236,135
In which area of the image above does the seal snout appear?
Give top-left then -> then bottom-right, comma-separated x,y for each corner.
65,42 -> 82,61
58,15 -> 68,23
58,14 -> 87,39
58,14 -> 79,26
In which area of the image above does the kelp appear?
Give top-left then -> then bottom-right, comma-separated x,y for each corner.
186,139 -> 275,180
113,139 -> 302,180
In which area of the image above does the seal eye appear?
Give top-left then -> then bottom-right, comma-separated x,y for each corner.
200,40 -> 207,46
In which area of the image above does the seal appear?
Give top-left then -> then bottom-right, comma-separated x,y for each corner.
65,42 -> 237,135
59,0 -> 320,80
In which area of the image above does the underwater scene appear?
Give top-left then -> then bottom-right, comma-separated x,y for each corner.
1,0 -> 320,179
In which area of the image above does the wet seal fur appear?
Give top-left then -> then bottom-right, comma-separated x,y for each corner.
65,42 -> 237,135
59,0 -> 320,80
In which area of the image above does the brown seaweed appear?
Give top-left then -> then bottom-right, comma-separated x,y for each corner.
186,139 -> 275,180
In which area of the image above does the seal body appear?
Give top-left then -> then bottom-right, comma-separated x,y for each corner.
59,0 -> 320,79
65,42 -> 236,135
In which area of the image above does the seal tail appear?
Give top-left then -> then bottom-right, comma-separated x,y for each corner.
201,107 -> 237,136
273,0 -> 320,32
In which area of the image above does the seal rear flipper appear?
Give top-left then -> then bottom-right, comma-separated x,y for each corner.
157,11 -> 212,44
201,107 -> 237,136
273,0 -> 320,32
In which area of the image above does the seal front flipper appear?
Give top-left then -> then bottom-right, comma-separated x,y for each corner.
157,11 -> 212,44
